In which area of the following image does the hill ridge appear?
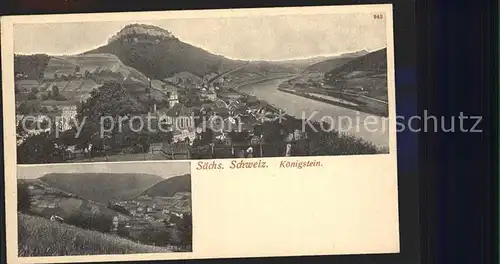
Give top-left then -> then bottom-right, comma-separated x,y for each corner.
139,173 -> 191,198
108,23 -> 177,44
38,172 -> 165,204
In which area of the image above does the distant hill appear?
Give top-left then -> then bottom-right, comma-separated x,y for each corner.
272,56 -> 340,72
85,24 -> 244,79
39,173 -> 164,204
140,174 -> 191,198
325,48 -> 387,79
18,213 -> 169,257
86,24 -> 293,79
304,57 -> 353,73
324,48 -> 388,101
304,50 -> 370,73
241,61 -> 295,75
20,178 -> 130,225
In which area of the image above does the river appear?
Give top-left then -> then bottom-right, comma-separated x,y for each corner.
238,78 -> 390,148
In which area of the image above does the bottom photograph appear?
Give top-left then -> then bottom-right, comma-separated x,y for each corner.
16,161 -> 192,257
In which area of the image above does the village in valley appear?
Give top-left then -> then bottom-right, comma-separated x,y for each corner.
19,172 -> 193,251
14,23 -> 388,164
14,54 -> 309,162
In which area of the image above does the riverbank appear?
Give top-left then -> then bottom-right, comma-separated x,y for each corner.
277,87 -> 388,117
233,74 -> 298,90
236,78 -> 389,148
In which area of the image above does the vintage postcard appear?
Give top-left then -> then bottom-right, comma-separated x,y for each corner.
2,4 -> 399,264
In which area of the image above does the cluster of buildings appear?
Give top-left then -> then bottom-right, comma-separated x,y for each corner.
148,74 -> 278,145
114,192 -> 191,231
15,65 -> 286,159
23,179 -> 191,231
120,192 -> 190,213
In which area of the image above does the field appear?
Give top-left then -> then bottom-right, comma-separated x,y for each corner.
18,213 -> 170,257
43,54 -> 149,83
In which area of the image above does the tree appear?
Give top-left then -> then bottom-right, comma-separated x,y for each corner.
76,81 -> 146,151
117,223 -> 130,238
281,117 -> 302,140
66,212 -> 112,233
108,203 -> 131,216
155,131 -> 173,143
51,85 -> 60,98
30,87 -> 39,95
40,93 -> 50,101
193,128 -> 213,147
261,121 -> 284,143
58,128 -> 79,148
139,227 -> 156,244
27,92 -> 37,100
177,213 -> 192,245
16,102 -> 28,115
17,183 -> 32,213
17,132 -> 63,164
227,130 -> 249,143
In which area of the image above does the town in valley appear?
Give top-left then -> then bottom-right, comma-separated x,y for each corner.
17,163 -> 193,256
14,22 -> 390,165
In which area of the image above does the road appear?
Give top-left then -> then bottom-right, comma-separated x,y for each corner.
207,63 -> 250,85
238,78 -> 390,148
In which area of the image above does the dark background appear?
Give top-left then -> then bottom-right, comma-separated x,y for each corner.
0,0 -> 496,264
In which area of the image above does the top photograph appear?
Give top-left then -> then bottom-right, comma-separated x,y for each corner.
7,6 -> 395,164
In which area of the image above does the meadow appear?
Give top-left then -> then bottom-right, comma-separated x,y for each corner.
18,213 -> 170,257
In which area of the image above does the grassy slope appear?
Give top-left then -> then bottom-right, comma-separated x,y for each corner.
18,213 -> 169,257
23,180 -> 129,221
39,173 -> 164,204
324,48 -> 388,100
141,174 -> 191,198
44,54 -> 149,84
325,48 -> 387,79
303,50 -> 370,73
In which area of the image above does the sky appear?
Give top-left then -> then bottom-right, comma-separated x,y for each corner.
17,162 -> 190,180
13,13 -> 387,60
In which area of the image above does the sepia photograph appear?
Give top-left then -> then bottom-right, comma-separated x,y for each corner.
16,162 -> 192,257
11,7 -> 391,164
3,5 -> 399,264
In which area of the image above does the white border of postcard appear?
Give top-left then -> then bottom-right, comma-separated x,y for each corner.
2,4 -> 398,264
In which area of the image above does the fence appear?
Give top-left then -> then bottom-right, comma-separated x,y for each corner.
161,142 -> 191,159
57,133 -> 379,162
188,139 -> 312,159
